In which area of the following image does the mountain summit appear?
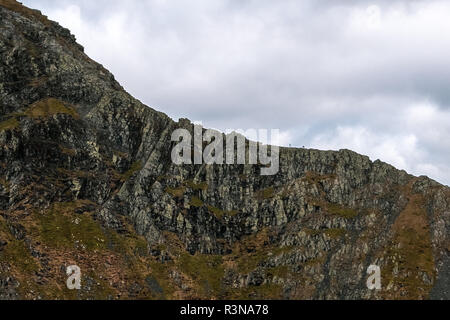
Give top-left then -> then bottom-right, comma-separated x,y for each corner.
0,0 -> 449,300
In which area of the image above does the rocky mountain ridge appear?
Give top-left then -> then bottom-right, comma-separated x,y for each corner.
0,0 -> 449,299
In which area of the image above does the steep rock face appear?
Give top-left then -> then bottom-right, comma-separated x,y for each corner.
0,1 -> 449,299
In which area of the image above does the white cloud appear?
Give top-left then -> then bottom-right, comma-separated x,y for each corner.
311,126 -> 417,170
310,102 -> 450,184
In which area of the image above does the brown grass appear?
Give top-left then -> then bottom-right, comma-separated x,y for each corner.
0,117 -> 19,131
25,98 -> 79,119
379,183 -> 436,299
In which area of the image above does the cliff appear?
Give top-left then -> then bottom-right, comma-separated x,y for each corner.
0,0 -> 449,300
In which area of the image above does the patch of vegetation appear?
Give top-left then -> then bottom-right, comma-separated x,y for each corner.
207,205 -> 225,219
236,251 -> 268,274
87,273 -> 119,300
0,177 -> 9,190
104,227 -> 148,257
303,254 -> 327,267
207,205 -> 239,219
24,98 -> 79,119
379,191 -> 435,299
37,202 -> 106,251
233,237 -> 294,275
324,228 -> 347,239
0,217 -> 39,274
230,283 -> 283,300
186,180 -> 208,191
327,203 -> 358,219
0,239 -> 39,274
0,117 -> 19,131
256,187 -> 275,200
304,227 -> 347,239
1,204 -> 175,300
189,196 -> 204,208
148,260 -> 175,298
120,161 -> 142,181
165,186 -> 186,198
304,228 -> 322,236
178,253 -> 225,296
207,205 -> 223,217
156,175 -> 171,182
267,265 -> 290,278
226,210 -> 239,217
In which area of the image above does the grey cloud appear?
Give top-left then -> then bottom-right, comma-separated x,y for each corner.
22,0 -> 450,185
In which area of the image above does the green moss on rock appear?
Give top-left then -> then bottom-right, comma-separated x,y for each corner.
268,265 -> 290,278
25,98 -> 79,119
256,187 -> 275,200
178,253 -> 225,296
121,161 -> 142,181
37,202 -> 106,251
230,283 -> 283,300
189,196 -> 204,207
186,180 -> 208,191
0,117 -> 19,131
207,205 -> 239,219
324,228 -> 347,239
165,186 -> 186,198
0,217 -> 39,274
327,203 -> 358,219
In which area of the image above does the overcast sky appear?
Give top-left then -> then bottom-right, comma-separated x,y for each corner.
22,0 -> 450,186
